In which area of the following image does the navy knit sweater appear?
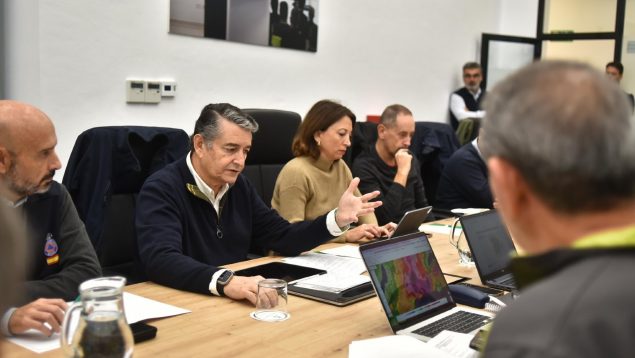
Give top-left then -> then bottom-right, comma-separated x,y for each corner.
136,156 -> 333,294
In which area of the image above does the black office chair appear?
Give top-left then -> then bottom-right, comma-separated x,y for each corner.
241,109 -> 301,257
243,109 -> 301,206
344,121 -> 378,167
63,126 -> 190,284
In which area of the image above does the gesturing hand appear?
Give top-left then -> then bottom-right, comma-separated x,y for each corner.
335,178 -> 382,228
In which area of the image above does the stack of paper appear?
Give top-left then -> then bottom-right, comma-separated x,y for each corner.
282,251 -> 366,275
283,250 -> 368,292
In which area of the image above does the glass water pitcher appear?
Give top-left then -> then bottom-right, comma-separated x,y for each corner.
61,276 -> 134,358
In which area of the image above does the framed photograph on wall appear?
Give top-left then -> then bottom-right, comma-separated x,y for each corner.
169,0 -> 319,52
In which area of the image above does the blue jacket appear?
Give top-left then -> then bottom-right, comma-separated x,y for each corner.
62,126 -> 190,253
435,142 -> 493,210
136,156 -> 333,294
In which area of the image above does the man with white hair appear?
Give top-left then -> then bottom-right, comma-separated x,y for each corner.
480,61 -> 635,357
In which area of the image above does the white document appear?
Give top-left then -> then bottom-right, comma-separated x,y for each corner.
451,208 -> 489,215
293,273 -> 370,293
349,335 -> 455,358
319,244 -> 361,259
6,292 -> 190,354
427,330 -> 480,358
283,252 -> 367,275
420,223 -> 462,236
122,292 -> 190,324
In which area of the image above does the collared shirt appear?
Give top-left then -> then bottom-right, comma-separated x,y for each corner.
450,88 -> 486,121
572,225 -> 635,249
471,137 -> 484,160
510,224 -> 635,289
186,153 -> 229,215
186,152 -> 346,296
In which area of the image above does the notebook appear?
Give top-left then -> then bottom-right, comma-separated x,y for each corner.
359,232 -> 492,341
379,206 -> 433,240
460,210 -> 518,292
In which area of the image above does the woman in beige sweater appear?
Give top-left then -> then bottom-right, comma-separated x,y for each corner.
272,100 -> 394,243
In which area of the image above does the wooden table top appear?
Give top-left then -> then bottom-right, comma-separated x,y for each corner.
2,223 -> 482,357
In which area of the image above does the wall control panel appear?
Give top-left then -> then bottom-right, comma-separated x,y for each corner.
161,81 -> 177,97
126,80 -> 145,103
126,79 -> 177,104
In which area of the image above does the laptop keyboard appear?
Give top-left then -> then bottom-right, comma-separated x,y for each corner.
412,311 -> 490,338
495,275 -> 516,288
500,276 -> 516,286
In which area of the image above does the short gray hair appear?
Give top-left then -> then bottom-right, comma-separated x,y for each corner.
191,103 -> 259,148
463,62 -> 481,72
380,104 -> 412,127
480,60 -> 635,213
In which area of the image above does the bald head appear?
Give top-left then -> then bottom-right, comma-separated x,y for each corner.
0,100 -> 55,153
0,100 -> 61,202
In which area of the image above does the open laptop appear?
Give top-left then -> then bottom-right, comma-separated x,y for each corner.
379,206 -> 433,240
460,210 -> 518,292
359,231 -> 492,341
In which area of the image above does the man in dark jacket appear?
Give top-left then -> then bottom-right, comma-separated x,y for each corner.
435,132 -> 493,210
136,103 -> 381,304
481,61 -> 635,357
0,100 -> 101,337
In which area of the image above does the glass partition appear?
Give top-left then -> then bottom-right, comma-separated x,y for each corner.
486,41 -> 535,90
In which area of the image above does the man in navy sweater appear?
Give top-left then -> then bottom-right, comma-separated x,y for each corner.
136,103 -> 381,304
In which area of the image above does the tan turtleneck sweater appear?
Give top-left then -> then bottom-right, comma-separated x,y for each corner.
272,156 -> 377,242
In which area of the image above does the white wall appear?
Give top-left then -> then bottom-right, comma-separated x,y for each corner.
498,0 -> 538,37
4,0 -> 530,180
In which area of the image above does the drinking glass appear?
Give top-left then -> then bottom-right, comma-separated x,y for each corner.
250,279 -> 290,322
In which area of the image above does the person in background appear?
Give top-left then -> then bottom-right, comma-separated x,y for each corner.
605,61 -> 634,112
435,129 -> 493,210
481,61 -> 635,357
272,100 -> 394,243
0,202 -> 26,320
136,103 -> 381,304
352,104 -> 428,225
0,100 -> 101,337
449,62 -> 486,130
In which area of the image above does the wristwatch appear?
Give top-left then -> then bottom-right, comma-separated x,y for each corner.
216,269 -> 234,296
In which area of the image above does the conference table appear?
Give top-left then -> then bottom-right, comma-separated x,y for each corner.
3,219 -> 485,357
